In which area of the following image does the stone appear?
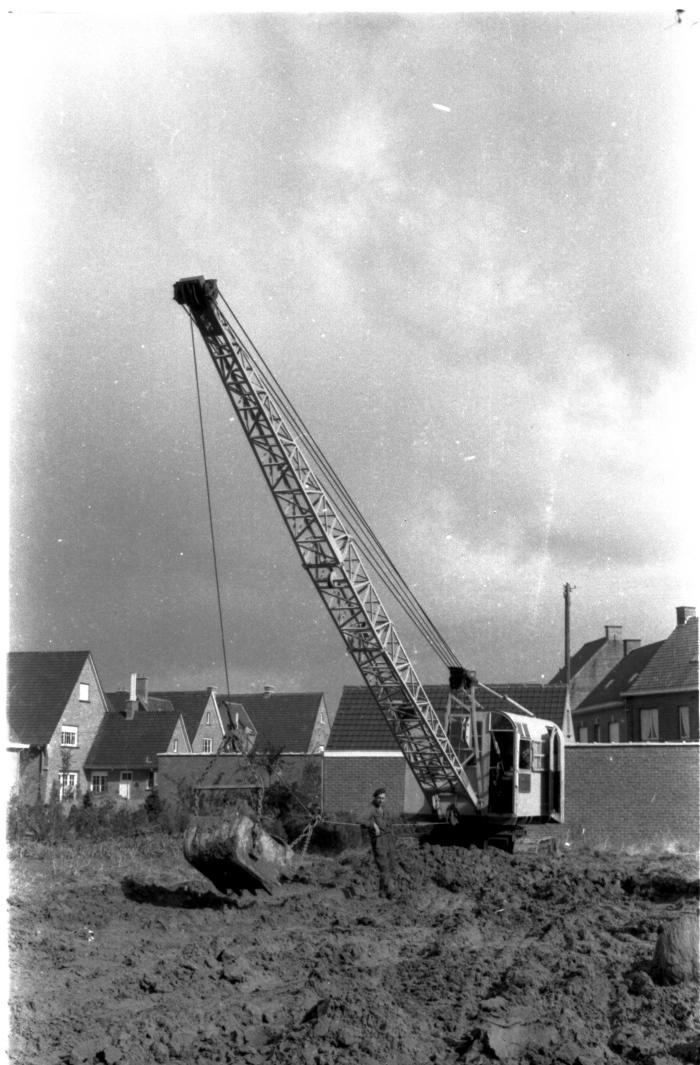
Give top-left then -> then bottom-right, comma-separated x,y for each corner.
651,914 -> 699,985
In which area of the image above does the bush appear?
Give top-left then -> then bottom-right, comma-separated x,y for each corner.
6,794 -> 68,844
144,789 -> 163,822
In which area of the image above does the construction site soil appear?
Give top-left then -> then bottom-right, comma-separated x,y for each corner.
7,832 -> 700,1065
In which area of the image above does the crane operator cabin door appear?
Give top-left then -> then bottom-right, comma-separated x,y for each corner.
488,714 -> 515,815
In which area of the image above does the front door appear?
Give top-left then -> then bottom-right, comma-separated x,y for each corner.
119,771 -> 133,799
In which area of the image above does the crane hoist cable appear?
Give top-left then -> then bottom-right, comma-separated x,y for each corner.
219,294 -> 461,670
190,317 -> 231,695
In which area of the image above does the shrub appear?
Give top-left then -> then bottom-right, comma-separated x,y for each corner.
144,789 -> 163,822
7,794 -> 68,844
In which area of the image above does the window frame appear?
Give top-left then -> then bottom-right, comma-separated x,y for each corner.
608,721 -> 621,743
78,683 -> 90,702
58,771 -> 78,800
202,737 -> 213,754
578,726 -> 589,743
678,705 -> 691,741
530,740 -> 547,772
640,708 -> 659,742
90,773 -> 107,794
60,725 -> 78,747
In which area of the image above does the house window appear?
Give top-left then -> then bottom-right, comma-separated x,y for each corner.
592,723 -> 601,743
578,726 -> 589,743
202,738 -> 213,754
147,770 -> 156,791
608,722 -> 621,743
679,706 -> 691,741
91,773 -> 107,794
58,772 -> 78,800
640,709 -> 659,741
61,726 -> 78,747
172,738 -> 178,753
206,712 -> 211,726
79,683 -> 90,702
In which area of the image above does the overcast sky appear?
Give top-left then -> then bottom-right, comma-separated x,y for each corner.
7,10 -> 698,710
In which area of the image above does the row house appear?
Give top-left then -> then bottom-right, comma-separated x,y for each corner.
6,655 -> 332,804
548,624 -> 634,709
574,607 -> 698,743
85,700 -> 191,800
224,688 -> 331,754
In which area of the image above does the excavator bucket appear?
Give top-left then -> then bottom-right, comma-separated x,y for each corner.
183,811 -> 296,896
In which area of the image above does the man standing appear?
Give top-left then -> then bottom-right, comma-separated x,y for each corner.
366,787 -> 397,899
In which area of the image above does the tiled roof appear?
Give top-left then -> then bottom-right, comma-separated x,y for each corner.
625,617 -> 699,694
549,638 -> 607,685
6,651 -> 91,746
150,690 -> 214,744
106,692 -> 175,715
576,642 -> 665,711
225,692 -> 324,753
85,708 -> 186,769
327,684 -> 569,751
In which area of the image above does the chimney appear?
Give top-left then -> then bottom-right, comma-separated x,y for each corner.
623,639 -> 641,656
207,685 -> 217,696
136,675 -> 148,702
124,701 -> 136,721
605,625 -> 622,642
129,673 -> 137,701
676,606 -> 696,626
263,684 -> 275,698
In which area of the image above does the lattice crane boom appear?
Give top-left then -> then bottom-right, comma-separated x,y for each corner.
174,276 -> 485,813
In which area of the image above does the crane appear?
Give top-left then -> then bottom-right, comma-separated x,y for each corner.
174,276 -> 564,830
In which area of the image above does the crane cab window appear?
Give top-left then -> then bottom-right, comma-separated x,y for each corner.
518,739 -> 546,771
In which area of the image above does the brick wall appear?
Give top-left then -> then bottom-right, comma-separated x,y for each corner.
322,754 -> 408,820
562,744 -> 698,849
322,745 -> 700,851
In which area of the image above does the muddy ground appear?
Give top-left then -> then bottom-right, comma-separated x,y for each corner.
7,832 -> 700,1065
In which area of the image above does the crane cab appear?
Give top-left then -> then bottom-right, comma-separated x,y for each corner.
484,711 -> 564,822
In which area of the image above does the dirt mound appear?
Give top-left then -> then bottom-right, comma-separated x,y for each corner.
8,836 -> 700,1065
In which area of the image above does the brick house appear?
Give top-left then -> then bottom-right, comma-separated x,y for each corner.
148,685 -> 226,755
323,683 -> 569,818
226,689 -> 332,754
623,607 -> 698,743
573,607 -> 698,743
549,624 -> 637,709
573,641 -> 664,742
84,699 -> 191,801
6,650 -> 110,803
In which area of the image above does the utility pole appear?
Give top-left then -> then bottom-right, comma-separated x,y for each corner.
563,582 -> 573,688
